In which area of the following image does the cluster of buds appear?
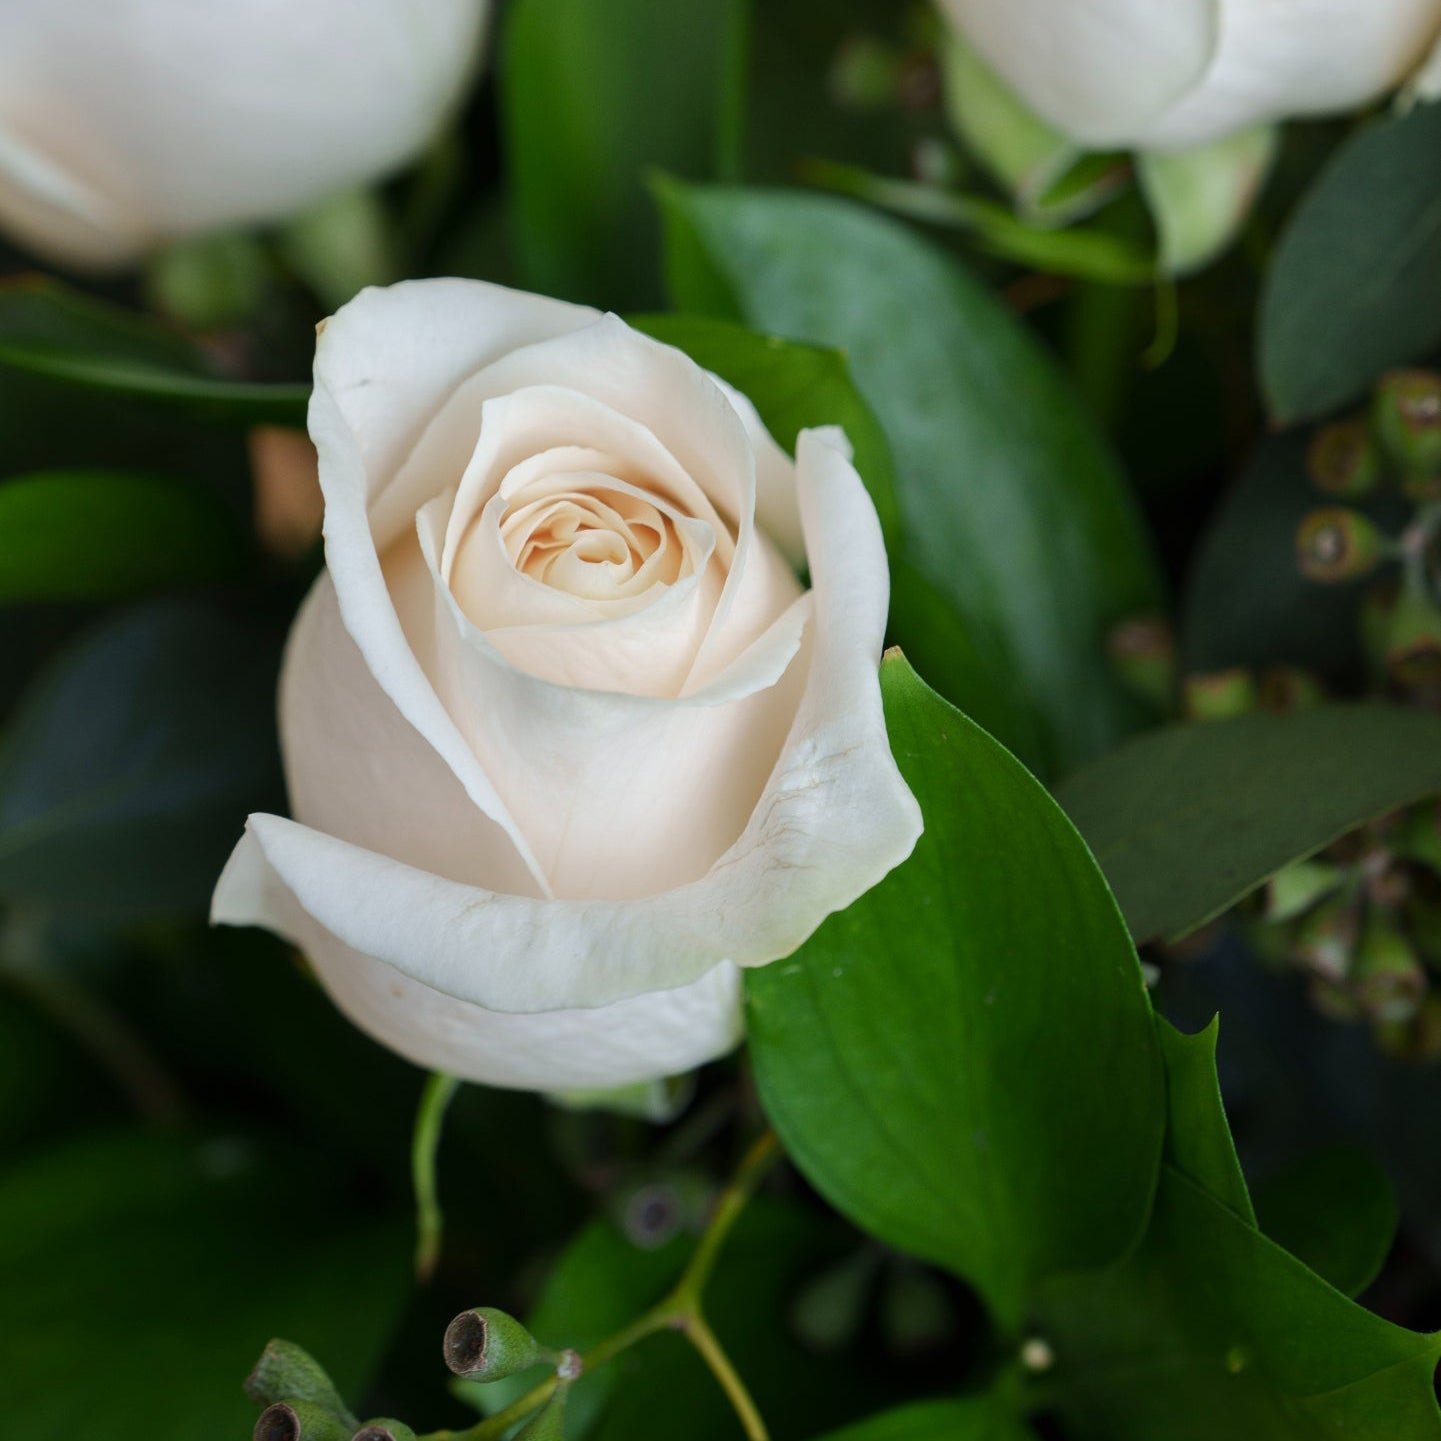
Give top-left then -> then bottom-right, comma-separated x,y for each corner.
1297,371 -> 1441,695
246,1308 -> 575,1441
1243,801 -> 1441,1059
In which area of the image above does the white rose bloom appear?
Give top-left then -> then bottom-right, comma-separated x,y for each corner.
212,280 -> 922,1092
0,0 -> 488,270
937,0 -> 1441,152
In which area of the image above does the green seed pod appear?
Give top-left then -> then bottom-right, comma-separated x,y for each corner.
1106,615 -> 1177,712
254,1401 -> 351,1441
1307,418 -> 1381,498
1295,507 -> 1384,583
352,1421 -> 417,1441
1353,914 -> 1426,1025
514,1389 -> 569,1441
246,1341 -> 352,1423
1385,587 -> 1441,687
1374,369 -> 1441,496
1264,858 -> 1345,924
1182,668 -> 1257,722
443,1307 -> 554,1382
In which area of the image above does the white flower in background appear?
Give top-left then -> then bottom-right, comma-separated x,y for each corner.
937,0 -> 1441,273
0,0 -> 489,271
212,280 -> 922,1093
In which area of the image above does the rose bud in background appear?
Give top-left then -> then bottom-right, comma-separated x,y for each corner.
0,0 -> 489,271
936,0 -> 1441,273
212,280 -> 922,1093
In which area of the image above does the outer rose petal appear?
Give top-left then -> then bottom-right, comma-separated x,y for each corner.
936,0 -> 1220,150
1143,0 -> 1441,151
212,826 -> 742,1089
0,0 -> 490,268
211,429 -> 922,1044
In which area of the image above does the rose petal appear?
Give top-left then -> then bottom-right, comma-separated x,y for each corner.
212,429 -> 920,1016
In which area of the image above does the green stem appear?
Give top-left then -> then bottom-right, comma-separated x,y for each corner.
427,1131 -> 780,1441
413,1072 -> 461,1282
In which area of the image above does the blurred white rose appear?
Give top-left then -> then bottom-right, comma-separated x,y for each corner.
0,0 -> 488,270
212,280 -> 922,1092
936,0 -> 1441,153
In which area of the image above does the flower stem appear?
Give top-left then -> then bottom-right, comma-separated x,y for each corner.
426,1131 -> 780,1441
413,1071 -> 461,1282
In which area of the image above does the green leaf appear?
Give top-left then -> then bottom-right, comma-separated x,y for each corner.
1037,1164 -> 1441,1440
0,469 -> 244,603
1254,1146 -> 1398,1299
1156,1017 -> 1254,1223
0,600 -> 282,916
1055,703 -> 1441,944
0,1128 -> 408,1441
1259,101 -> 1441,424
659,182 -> 1164,774
815,1397 -> 1037,1440
630,313 -> 902,555
501,0 -> 747,309
0,276 -> 307,424
746,656 -> 1163,1330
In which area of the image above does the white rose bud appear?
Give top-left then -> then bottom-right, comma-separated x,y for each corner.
0,0 -> 489,271
936,0 -> 1441,152
212,280 -> 923,1092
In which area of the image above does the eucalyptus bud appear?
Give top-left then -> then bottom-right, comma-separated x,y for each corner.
1295,507 -> 1384,583
245,1341 -> 352,1423
1385,587 -> 1441,687
1183,668 -> 1257,722
1374,369 -> 1441,497
1106,616 -> 1177,712
352,1421 -> 416,1441
1306,419 -> 1380,498
514,1389 -> 569,1441
443,1307 -> 556,1382
1264,858 -> 1344,924
1353,915 -> 1426,1024
1293,894 -> 1359,983
1257,666 -> 1325,714
254,1401 -> 351,1441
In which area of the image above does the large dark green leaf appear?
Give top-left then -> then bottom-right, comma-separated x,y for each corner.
659,182 -> 1163,774
1056,704 -> 1441,944
0,600 -> 282,915
0,1128 -> 408,1441
1037,1165 -> 1441,1440
631,313 -> 902,553
746,656 -> 1163,1330
1260,101 -> 1441,424
0,469 -> 244,603
0,276 -> 307,423
816,1397 -> 1037,1441
501,0 -> 746,309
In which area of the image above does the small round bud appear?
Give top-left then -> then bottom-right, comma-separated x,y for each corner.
352,1421 -> 416,1441
1385,587 -> 1441,688
1295,507 -> 1384,583
1306,419 -> 1380,498
1106,616 -> 1176,712
1292,895 -> 1359,983
1374,369 -> 1441,496
1183,668 -> 1257,722
1353,916 -> 1426,1025
246,1341 -> 351,1421
828,37 -> 901,112
443,1307 -> 554,1382
254,1401 -> 351,1441
1020,1337 -> 1055,1373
